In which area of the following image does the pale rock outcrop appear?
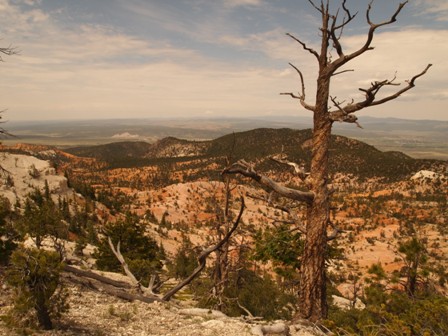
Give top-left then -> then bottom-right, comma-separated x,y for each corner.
0,153 -> 72,206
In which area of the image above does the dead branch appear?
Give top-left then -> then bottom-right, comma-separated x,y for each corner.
223,160 -> 314,204
336,0 -> 357,31
0,45 -> 18,62
328,96 -> 363,128
64,264 -> 132,289
108,237 -> 156,296
362,64 -> 432,107
236,299 -> 255,318
286,32 -> 319,59
270,153 -> 309,181
307,0 -> 322,14
331,1 -> 409,71
63,267 -> 160,303
338,64 -> 432,114
328,0 -> 358,58
162,197 -> 245,301
281,63 -> 316,112
331,69 -> 354,77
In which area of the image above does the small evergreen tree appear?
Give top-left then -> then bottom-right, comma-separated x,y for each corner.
95,213 -> 162,286
170,236 -> 197,279
0,196 -> 21,264
398,237 -> 429,296
18,189 -> 66,249
5,247 -> 68,330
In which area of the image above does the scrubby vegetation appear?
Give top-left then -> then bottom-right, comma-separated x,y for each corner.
4,247 -> 68,331
94,213 -> 164,286
0,128 -> 447,334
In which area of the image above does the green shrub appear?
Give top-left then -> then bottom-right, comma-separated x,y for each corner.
0,196 -> 20,264
18,189 -> 66,249
94,213 -> 162,286
326,290 -> 448,336
169,237 -> 197,279
193,268 -> 296,320
5,247 -> 68,330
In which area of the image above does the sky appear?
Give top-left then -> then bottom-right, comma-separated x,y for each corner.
0,0 -> 447,121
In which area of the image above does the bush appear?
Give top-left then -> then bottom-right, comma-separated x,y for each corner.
18,189 -> 66,249
325,290 -> 448,335
0,196 -> 20,264
169,237 -> 197,279
5,247 -> 68,330
94,213 -> 162,286
193,268 -> 296,320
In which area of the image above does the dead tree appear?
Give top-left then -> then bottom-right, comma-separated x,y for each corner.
105,194 -> 245,303
223,0 -> 431,322
162,196 -> 245,301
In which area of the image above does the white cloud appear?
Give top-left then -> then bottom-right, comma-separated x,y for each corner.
112,132 -> 140,139
21,0 -> 42,5
224,0 -> 262,8
414,0 -> 448,21
0,0 -> 446,121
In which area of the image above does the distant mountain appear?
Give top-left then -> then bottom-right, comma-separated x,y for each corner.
4,116 -> 448,159
62,128 -> 443,181
66,141 -> 152,162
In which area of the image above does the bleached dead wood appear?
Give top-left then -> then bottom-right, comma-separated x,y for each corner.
251,323 -> 290,336
64,264 -> 131,289
108,237 -> 157,296
62,268 -> 160,304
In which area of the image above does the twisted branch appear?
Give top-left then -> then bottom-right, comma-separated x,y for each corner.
223,160 -> 314,204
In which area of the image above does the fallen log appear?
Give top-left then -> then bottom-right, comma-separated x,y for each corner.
64,264 -> 131,289
63,266 -> 161,304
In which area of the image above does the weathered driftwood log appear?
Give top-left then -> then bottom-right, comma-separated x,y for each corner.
64,264 -> 131,288
63,265 -> 161,304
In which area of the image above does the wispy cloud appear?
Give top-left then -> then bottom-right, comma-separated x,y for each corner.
0,0 -> 446,121
224,0 -> 262,8
413,0 -> 448,21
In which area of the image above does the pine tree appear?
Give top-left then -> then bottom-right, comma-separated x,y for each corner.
6,247 -> 68,330
95,213 -> 162,286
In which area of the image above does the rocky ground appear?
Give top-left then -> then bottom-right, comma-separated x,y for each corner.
0,274 -> 326,336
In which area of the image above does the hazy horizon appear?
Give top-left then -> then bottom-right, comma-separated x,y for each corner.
4,114 -> 448,124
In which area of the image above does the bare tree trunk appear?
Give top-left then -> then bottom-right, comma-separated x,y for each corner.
35,294 -> 53,330
298,76 -> 332,320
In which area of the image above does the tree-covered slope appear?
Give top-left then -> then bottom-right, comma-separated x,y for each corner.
62,128 -> 443,181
